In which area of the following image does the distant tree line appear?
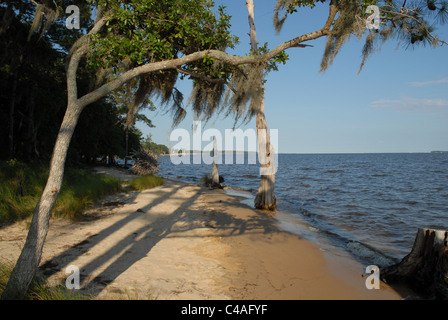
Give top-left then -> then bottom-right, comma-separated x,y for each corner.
141,135 -> 169,155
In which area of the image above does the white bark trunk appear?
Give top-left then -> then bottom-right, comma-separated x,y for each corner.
246,0 -> 276,211
212,137 -> 220,187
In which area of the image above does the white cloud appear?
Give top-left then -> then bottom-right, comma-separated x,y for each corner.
410,78 -> 448,87
370,97 -> 448,112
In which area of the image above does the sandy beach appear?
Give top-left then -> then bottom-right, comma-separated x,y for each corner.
0,167 -> 404,300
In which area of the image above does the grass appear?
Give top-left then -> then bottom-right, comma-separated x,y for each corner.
0,160 -> 122,224
128,174 -> 164,191
0,262 -> 92,300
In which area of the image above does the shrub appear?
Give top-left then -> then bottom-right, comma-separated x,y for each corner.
128,175 -> 164,191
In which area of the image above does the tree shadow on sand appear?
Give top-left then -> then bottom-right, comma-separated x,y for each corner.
39,180 -> 284,297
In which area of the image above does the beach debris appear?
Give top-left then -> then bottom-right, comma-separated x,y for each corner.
130,149 -> 160,176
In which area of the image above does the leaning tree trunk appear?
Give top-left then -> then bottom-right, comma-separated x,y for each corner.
1,103 -> 84,299
246,0 -> 276,211
381,228 -> 448,299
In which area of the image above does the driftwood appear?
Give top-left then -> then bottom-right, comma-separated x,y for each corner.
381,228 -> 448,299
130,149 -> 160,176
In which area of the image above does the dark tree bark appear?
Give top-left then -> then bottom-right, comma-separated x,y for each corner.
381,228 -> 448,299
8,70 -> 19,160
25,83 -> 39,160
125,127 -> 129,168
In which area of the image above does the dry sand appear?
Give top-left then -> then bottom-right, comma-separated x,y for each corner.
0,167 -> 404,300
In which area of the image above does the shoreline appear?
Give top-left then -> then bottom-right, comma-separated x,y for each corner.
171,175 -> 400,269
0,168 -> 406,299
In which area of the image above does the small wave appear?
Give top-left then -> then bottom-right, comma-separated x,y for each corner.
242,174 -> 258,179
300,208 -> 315,217
346,241 -> 397,267
301,183 -> 311,188
325,169 -> 344,174
224,185 -> 252,193
372,173 -> 387,177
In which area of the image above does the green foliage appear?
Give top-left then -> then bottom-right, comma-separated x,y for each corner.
128,175 -> 164,191
87,0 -> 237,70
69,98 -> 143,163
255,43 -> 289,73
54,168 -> 122,220
148,142 -> 169,155
0,160 -> 122,224
0,160 -> 47,223
141,135 -> 169,154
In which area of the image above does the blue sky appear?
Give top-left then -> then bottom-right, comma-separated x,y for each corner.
137,1 -> 448,154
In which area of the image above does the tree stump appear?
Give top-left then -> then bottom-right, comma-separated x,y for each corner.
381,228 -> 448,299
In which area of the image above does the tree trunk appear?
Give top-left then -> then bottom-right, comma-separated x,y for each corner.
125,127 -> 129,168
254,91 -> 276,211
26,83 -> 39,161
246,0 -> 276,211
8,70 -> 19,160
211,136 -> 220,187
1,103 -> 84,300
381,228 -> 448,299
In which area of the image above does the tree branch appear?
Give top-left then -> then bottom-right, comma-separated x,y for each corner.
77,1 -> 339,108
381,9 -> 448,46
265,1 -> 338,60
176,68 -> 237,94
